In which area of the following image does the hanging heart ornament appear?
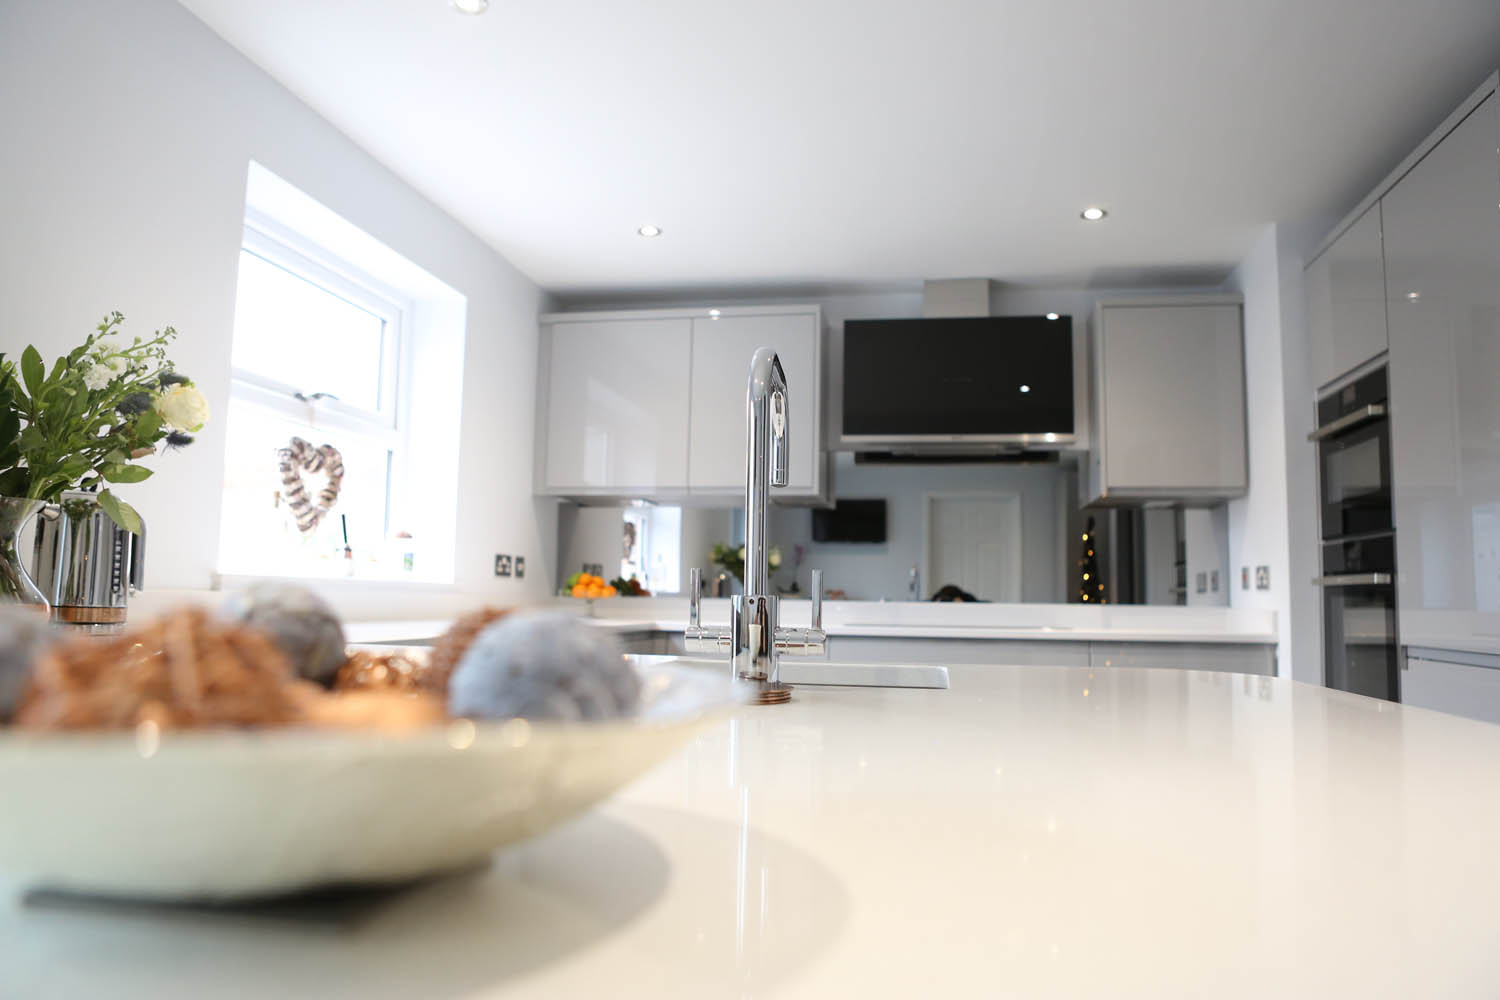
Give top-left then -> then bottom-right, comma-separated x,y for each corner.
277,437 -> 345,533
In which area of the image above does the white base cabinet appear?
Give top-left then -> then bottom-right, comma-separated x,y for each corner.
538,306 -> 825,503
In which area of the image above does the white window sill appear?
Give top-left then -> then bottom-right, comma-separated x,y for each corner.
212,572 -> 458,593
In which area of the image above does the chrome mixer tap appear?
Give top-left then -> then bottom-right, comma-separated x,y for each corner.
685,347 -> 825,703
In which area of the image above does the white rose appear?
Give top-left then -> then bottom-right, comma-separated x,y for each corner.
82,365 -> 112,391
769,547 -> 782,569
737,545 -> 746,560
154,384 -> 210,431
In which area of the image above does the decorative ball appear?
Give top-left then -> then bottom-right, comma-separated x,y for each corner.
221,583 -> 347,687
425,606 -> 511,694
448,611 -> 640,722
0,607 -> 56,722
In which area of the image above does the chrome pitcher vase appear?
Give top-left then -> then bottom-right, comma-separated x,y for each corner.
0,496 -> 49,613
30,492 -> 145,625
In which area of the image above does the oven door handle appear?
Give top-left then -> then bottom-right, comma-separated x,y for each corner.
1308,404 -> 1387,441
1313,573 -> 1393,587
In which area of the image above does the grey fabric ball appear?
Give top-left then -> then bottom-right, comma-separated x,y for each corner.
448,611 -> 640,722
221,583 -> 347,687
0,607 -> 57,722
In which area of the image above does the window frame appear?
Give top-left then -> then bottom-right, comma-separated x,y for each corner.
226,214 -> 417,543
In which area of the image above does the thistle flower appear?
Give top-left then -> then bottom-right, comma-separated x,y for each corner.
163,431 -> 195,451
159,372 -> 190,388
116,392 -> 153,416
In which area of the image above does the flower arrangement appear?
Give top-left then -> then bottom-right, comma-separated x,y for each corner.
0,312 -> 209,532
710,542 -> 782,584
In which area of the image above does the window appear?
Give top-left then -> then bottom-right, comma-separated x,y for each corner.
218,163 -> 466,584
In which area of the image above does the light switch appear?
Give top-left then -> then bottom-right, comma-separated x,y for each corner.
1255,565 -> 1270,590
1241,566 -> 1250,590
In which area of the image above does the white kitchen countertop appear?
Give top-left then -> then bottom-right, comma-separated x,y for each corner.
344,599 -> 1277,646
6,662 -> 1496,998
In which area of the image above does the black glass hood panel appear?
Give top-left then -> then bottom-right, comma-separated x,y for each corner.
842,316 -> 1074,441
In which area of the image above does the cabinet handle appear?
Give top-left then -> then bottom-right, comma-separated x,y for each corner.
1308,404 -> 1386,441
1312,573 -> 1393,587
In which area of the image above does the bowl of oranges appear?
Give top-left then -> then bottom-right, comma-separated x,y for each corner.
565,572 -> 617,599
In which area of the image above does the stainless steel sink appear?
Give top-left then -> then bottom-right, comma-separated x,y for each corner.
662,657 -> 948,689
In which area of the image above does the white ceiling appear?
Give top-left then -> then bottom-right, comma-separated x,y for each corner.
177,0 -> 1500,299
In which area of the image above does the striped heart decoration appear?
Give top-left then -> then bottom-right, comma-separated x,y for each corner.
277,437 -> 345,533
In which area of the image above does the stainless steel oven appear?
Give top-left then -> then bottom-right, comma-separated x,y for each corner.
1313,368 -> 1392,539
1318,533 -> 1398,700
1311,367 -> 1398,701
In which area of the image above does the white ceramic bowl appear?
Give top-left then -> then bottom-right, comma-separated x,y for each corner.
0,661 -> 739,900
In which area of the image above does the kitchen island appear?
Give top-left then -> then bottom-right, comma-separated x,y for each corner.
346,597 -> 1280,674
5,661 -> 1496,998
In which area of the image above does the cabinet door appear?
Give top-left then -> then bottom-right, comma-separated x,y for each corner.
544,318 -> 692,492
1384,94 -> 1500,654
1097,303 -> 1246,494
1402,655 -> 1500,725
688,312 -> 819,492
1305,205 -> 1389,389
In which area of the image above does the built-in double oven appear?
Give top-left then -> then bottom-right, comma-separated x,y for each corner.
1311,367 -> 1398,701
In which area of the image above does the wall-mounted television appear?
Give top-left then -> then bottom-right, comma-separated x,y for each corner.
812,499 -> 887,543
841,315 -> 1075,448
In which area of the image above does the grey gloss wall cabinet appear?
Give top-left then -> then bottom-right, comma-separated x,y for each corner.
1304,205 -> 1389,391
538,306 -> 826,502
686,310 -> 823,497
1384,91 -> 1500,659
1085,298 -> 1248,503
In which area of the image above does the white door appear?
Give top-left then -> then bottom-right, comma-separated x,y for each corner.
924,493 -> 1022,602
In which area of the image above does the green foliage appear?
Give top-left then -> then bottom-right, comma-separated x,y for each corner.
96,490 -> 142,535
0,313 -> 204,532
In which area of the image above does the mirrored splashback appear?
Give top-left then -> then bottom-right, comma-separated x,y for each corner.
553,455 -> 1228,606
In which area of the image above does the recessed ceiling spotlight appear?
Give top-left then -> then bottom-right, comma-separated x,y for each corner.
1045,312 -> 1060,321
451,0 -> 489,13
1080,207 -> 1107,222
637,224 -> 662,238
1406,291 -> 1421,302
708,308 -> 721,318
1019,385 -> 1031,393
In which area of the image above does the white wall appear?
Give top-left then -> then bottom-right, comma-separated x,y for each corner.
0,1 -> 555,617
1222,223 -> 1326,679
768,453 -> 1069,602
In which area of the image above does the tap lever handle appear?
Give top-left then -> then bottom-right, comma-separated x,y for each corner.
770,389 -> 789,489
689,567 -> 702,627
810,569 -> 823,629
